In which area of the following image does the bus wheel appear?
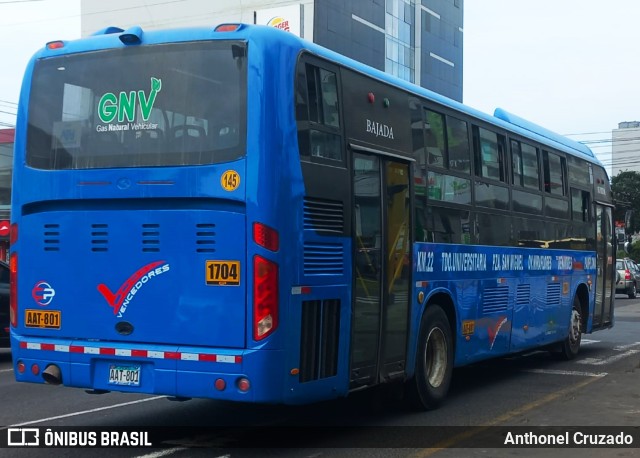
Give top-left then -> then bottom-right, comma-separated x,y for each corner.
405,305 -> 453,410
556,297 -> 582,360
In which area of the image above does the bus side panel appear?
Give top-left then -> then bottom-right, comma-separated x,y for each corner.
411,243 -> 597,368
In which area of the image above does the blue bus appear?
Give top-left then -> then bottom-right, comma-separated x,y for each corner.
10,23 -> 614,409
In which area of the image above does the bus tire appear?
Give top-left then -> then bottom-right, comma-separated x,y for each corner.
556,296 -> 582,360
405,304 -> 453,410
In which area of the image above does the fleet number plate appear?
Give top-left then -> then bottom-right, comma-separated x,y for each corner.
108,365 -> 141,386
24,309 -> 61,329
206,260 -> 240,285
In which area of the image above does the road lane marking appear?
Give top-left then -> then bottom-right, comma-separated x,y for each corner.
0,396 -> 166,429
133,448 -> 192,458
613,342 -> 640,351
580,339 -> 600,345
522,368 -> 607,377
410,374 -> 604,457
0,368 -> 13,373
577,349 -> 640,366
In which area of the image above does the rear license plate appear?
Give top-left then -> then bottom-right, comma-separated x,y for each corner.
206,260 -> 240,285
24,309 -> 61,329
108,365 -> 141,386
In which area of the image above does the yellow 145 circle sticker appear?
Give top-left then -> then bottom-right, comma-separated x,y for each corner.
221,170 -> 240,191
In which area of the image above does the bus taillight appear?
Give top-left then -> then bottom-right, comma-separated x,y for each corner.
253,255 -> 278,340
253,222 -> 279,251
214,24 -> 240,32
9,251 -> 17,327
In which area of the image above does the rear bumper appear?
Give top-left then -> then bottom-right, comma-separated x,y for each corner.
10,335 -> 287,403
615,280 -> 633,293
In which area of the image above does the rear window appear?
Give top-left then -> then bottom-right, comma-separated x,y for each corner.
26,40 -> 247,169
616,260 -> 624,270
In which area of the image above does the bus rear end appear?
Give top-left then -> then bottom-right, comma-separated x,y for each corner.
10,28 -> 282,402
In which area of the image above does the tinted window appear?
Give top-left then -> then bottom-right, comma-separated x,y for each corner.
427,171 -> 471,205
545,196 -> 569,219
307,66 -> 340,128
425,110 -> 445,167
571,188 -> 591,222
424,206 -> 472,244
446,116 -> 470,173
567,155 -> 591,185
28,41 -> 247,169
543,150 -> 565,195
512,189 -> 542,214
302,64 -> 342,162
521,143 -> 540,190
475,127 -> 506,182
475,182 -> 509,210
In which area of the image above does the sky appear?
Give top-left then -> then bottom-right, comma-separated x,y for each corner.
0,0 -> 80,128
1,0 -> 639,174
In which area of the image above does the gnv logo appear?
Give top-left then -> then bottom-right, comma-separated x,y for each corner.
32,281 -> 56,306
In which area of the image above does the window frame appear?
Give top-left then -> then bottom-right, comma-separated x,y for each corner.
295,56 -> 345,167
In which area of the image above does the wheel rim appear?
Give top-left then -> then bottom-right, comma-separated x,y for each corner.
568,308 -> 581,346
424,327 -> 448,388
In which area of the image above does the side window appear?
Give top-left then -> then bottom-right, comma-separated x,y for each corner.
446,116 -> 470,173
424,109 -> 445,167
298,63 -> 343,163
424,207 -> 472,244
543,150 -> 565,195
511,140 -> 540,190
571,188 -> 591,222
521,143 -> 540,190
307,66 -> 340,128
511,140 -> 522,186
474,126 -> 506,182
423,109 -> 470,173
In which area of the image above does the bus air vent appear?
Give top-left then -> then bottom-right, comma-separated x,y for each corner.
299,299 -> 340,383
516,284 -> 531,306
303,242 -> 343,275
303,197 -> 344,235
195,223 -> 216,253
90,224 -> 108,252
547,283 -> 561,306
482,285 -> 509,314
142,223 -> 160,253
43,224 -> 60,252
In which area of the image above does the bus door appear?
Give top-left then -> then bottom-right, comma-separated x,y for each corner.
593,204 -> 614,328
350,149 -> 411,388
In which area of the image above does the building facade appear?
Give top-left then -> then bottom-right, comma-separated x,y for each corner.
81,0 -> 464,101
612,121 -> 640,177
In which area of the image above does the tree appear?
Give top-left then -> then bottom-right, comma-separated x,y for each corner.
611,171 -> 640,233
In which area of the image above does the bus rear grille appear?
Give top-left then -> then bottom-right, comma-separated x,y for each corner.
43,224 -> 60,252
547,283 -> 561,305
299,299 -> 340,383
90,223 -> 108,252
303,243 -> 343,275
195,223 -> 216,253
482,286 -> 509,313
516,284 -> 531,305
303,197 -> 344,234
142,223 -> 160,253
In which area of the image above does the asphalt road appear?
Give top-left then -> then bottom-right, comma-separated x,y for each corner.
1,295 -> 639,457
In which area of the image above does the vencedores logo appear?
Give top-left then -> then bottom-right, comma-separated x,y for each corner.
32,281 -> 56,306
97,261 -> 170,318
